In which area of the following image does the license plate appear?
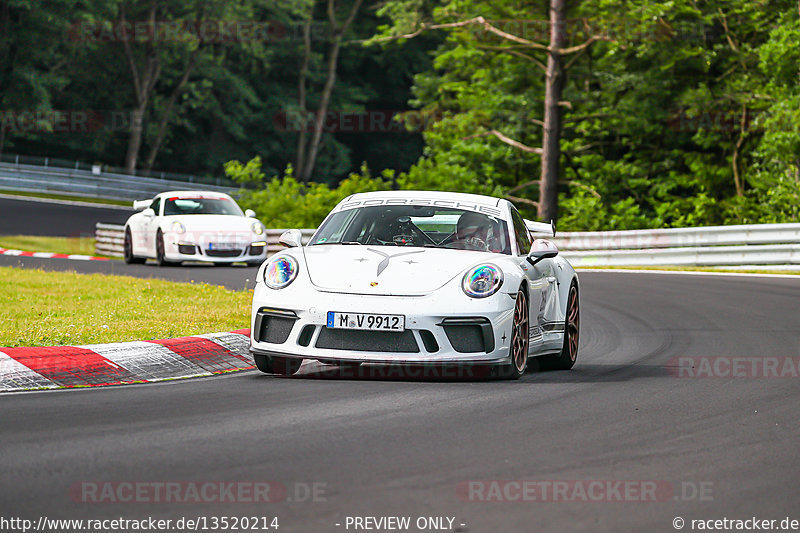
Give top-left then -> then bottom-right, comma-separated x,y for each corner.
209,242 -> 238,250
327,312 -> 405,331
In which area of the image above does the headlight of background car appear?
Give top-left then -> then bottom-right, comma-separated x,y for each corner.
251,221 -> 264,235
264,255 -> 298,289
462,264 -> 503,298
171,221 -> 186,234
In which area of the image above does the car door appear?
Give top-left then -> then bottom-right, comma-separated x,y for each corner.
142,197 -> 161,257
509,207 -> 549,349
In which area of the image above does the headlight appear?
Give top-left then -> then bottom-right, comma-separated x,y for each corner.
264,255 -> 298,289
462,264 -> 503,298
251,221 -> 264,235
171,221 -> 186,234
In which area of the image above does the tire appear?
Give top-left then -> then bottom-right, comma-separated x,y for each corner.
541,281 -> 579,370
155,230 -> 175,267
253,354 -> 302,376
493,287 -> 529,380
123,228 -> 145,264
246,261 -> 262,268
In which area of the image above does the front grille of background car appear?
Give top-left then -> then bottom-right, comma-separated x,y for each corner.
443,325 -> 485,353
248,244 -> 265,256
255,315 -> 296,344
178,244 -> 196,255
205,249 -> 243,258
315,329 -> 420,353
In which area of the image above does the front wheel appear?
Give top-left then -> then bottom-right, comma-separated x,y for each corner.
155,230 -> 176,267
493,287 -> 529,380
541,281 -> 579,370
253,354 -> 302,376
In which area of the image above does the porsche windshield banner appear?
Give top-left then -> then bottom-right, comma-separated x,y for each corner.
336,197 -> 503,217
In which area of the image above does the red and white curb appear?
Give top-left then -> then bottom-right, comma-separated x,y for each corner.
0,329 -> 253,392
0,247 -> 110,261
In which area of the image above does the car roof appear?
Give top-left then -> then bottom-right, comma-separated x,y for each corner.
343,190 -> 504,207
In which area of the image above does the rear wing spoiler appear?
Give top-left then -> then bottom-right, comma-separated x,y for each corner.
132,199 -> 151,211
525,219 -> 556,237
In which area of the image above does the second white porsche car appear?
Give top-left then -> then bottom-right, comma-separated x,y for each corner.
250,190 -> 580,379
124,190 -> 268,266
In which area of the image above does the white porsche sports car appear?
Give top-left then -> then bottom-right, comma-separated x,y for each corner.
250,190 -> 579,379
124,190 -> 268,266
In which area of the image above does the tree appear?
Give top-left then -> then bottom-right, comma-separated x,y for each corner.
0,0 -> 76,155
368,0 -> 602,221
295,0 -> 364,182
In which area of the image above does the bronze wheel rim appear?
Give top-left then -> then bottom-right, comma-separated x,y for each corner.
567,286 -> 579,362
511,290 -> 529,372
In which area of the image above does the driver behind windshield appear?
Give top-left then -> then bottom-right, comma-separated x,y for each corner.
449,211 -> 498,251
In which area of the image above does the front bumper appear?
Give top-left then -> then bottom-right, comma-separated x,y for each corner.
249,282 -> 518,365
164,235 -> 268,263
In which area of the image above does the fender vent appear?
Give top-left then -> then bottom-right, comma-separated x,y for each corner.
254,309 -> 298,344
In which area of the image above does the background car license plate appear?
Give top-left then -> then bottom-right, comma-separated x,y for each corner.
327,312 -> 405,331
209,242 -> 238,250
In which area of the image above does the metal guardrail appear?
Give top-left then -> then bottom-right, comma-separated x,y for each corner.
95,223 -> 126,257
97,222 -> 800,268
0,160 -> 238,202
527,222 -> 800,268
0,152 -> 234,185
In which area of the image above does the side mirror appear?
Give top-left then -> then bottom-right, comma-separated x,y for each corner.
142,208 -> 155,218
279,229 -> 303,248
245,209 -> 256,218
133,199 -> 152,211
527,239 -> 559,266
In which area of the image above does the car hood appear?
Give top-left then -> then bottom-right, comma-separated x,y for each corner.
301,245 -> 498,296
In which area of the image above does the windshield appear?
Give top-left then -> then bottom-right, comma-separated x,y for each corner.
163,197 -> 243,216
309,205 -> 511,254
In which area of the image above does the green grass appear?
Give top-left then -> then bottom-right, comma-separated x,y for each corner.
0,189 -> 130,206
0,235 -> 105,256
0,267 -> 251,347
575,265 -> 800,275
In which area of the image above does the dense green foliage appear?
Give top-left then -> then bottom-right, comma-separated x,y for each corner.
3,0 -> 799,230
1,0 -> 429,179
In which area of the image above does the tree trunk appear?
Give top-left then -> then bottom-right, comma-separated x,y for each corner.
295,17 -> 313,180
538,0 -> 566,223
125,107 -> 147,173
298,0 -> 363,182
121,2 -> 159,174
143,47 -> 202,173
299,34 -> 342,182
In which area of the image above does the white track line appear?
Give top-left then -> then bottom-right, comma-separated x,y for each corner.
579,268 -> 800,279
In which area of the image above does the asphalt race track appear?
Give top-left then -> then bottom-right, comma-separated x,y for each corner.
0,196 -> 132,236
2,269 -> 799,532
